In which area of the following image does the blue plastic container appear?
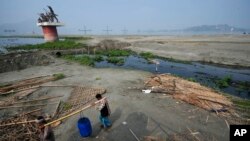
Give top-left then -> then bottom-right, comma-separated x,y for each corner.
77,117 -> 92,137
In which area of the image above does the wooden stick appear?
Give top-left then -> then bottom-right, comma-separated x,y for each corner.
12,95 -> 63,105
0,102 -> 58,109
225,120 -> 229,129
206,116 -> 209,123
187,127 -> 200,141
44,97 -> 106,127
21,108 -> 42,116
0,118 -> 51,127
0,120 -> 37,127
53,100 -> 61,118
129,128 -> 140,141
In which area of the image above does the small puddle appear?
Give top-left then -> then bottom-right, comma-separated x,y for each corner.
94,55 -> 250,99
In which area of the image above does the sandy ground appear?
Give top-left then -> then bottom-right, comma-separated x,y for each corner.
0,57 -> 230,141
87,35 -> 250,67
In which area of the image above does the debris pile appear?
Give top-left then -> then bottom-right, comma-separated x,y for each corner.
145,74 -> 232,112
0,110 -> 41,141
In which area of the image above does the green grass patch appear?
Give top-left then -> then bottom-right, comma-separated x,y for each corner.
93,55 -> 104,62
96,49 -> 134,57
63,55 -> 95,66
61,102 -> 72,110
232,98 -> 250,109
215,75 -> 232,88
8,40 -> 86,50
53,73 -> 65,80
95,77 -> 101,80
107,57 -> 125,65
186,77 -> 197,82
139,52 -> 191,64
139,52 -> 155,60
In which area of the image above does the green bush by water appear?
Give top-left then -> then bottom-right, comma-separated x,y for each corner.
93,55 -> 104,62
107,57 -> 125,65
63,55 -> 95,66
186,77 -> 197,82
139,52 -> 155,60
215,75 -> 232,88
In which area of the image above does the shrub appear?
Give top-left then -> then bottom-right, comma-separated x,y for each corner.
53,73 -> 65,80
139,52 -> 155,60
107,57 -> 124,65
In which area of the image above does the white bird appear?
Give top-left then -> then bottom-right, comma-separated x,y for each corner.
142,89 -> 151,94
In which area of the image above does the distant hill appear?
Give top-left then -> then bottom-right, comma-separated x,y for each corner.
183,24 -> 247,33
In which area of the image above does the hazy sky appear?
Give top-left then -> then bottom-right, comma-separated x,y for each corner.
1,0 -> 250,34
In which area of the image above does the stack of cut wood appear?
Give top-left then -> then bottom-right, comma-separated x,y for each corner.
145,74 -> 232,112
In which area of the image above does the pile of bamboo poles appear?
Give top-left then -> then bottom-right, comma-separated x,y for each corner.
0,75 -> 62,106
0,75 -> 56,94
145,74 -> 232,113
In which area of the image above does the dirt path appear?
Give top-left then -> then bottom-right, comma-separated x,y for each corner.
0,57 -> 230,141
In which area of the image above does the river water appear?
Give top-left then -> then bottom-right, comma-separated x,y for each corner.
0,38 -> 45,53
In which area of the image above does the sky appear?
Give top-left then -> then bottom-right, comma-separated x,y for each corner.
0,0 -> 250,34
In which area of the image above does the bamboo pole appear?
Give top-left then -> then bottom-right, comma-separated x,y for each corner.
0,85 -> 75,95
12,95 -> 63,105
129,128 -> 140,141
0,118 -> 51,127
44,97 -> 106,127
0,102 -> 58,109
0,86 -> 40,95
21,108 -> 42,116
0,120 -> 37,127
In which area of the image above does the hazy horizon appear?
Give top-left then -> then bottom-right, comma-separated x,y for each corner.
1,0 -> 250,35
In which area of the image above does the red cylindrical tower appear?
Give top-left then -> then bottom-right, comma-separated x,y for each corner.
41,26 -> 58,42
37,22 -> 63,42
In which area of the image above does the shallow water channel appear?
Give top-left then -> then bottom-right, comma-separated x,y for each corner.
93,55 -> 250,99
0,38 -> 45,53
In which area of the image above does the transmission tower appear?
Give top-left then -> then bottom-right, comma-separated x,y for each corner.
79,26 -> 92,35
103,26 -> 112,35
